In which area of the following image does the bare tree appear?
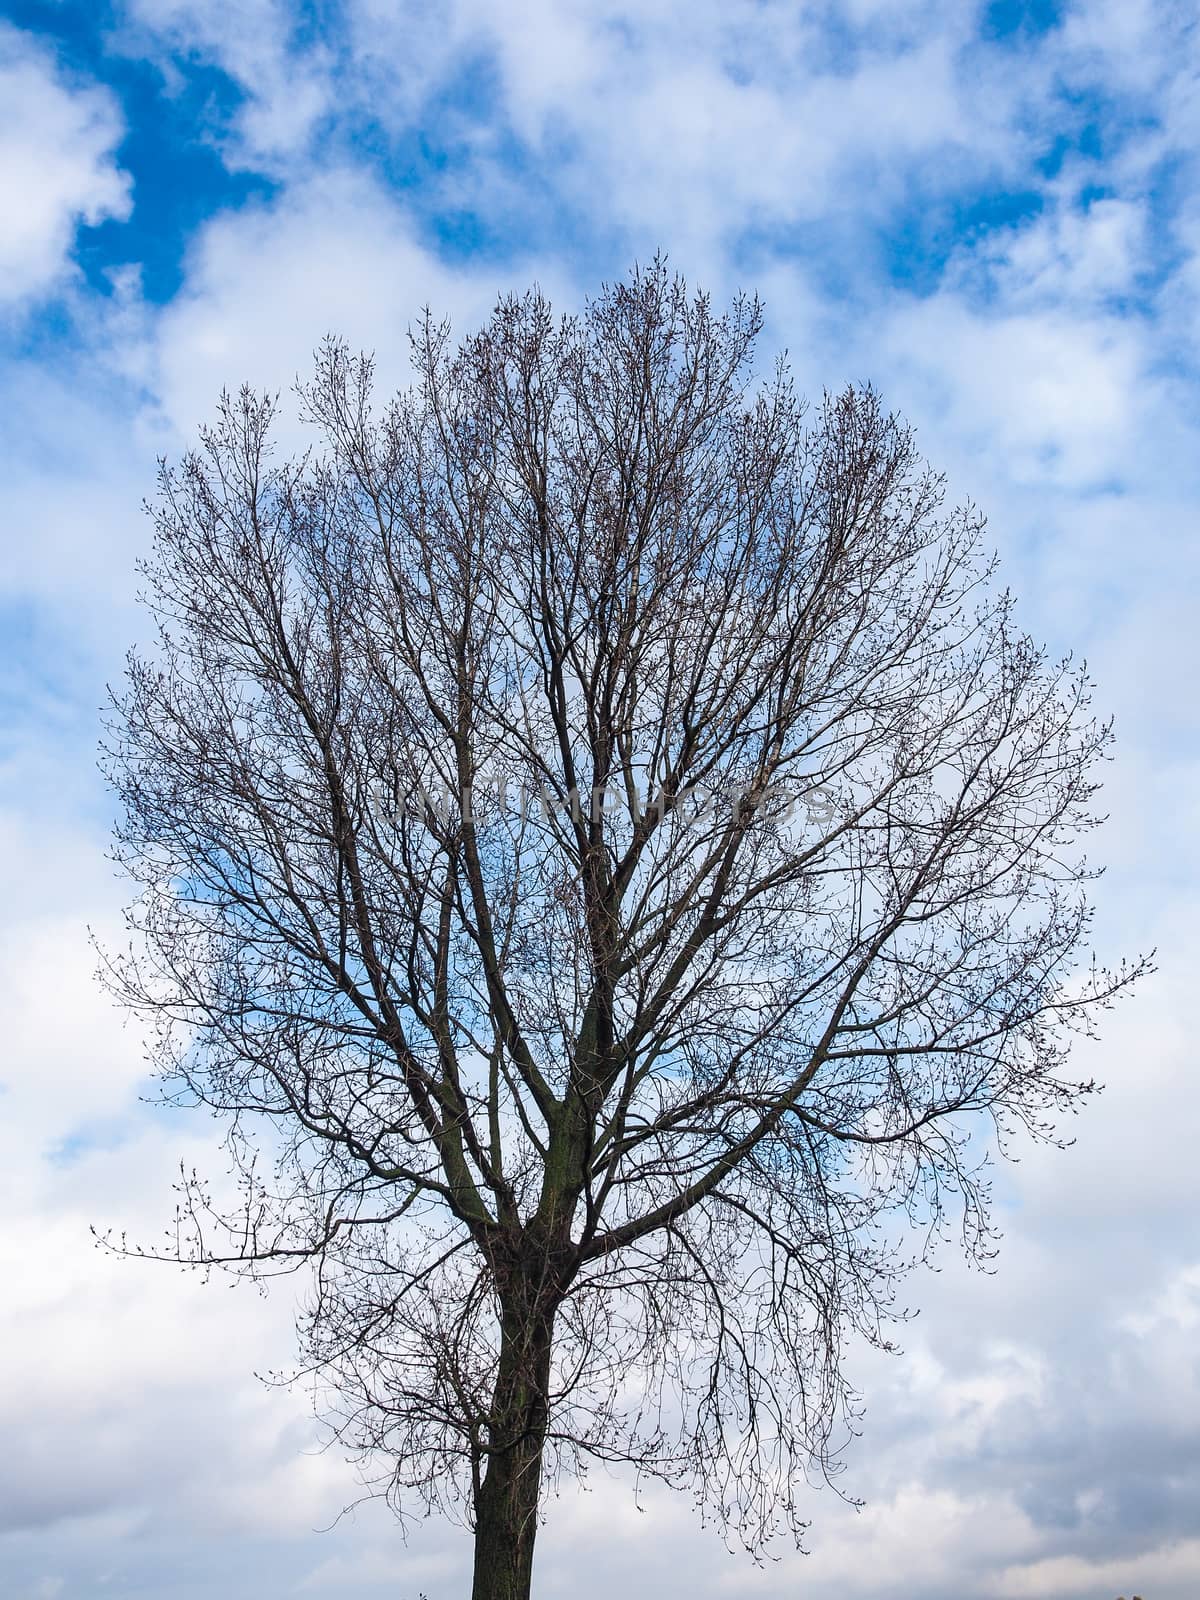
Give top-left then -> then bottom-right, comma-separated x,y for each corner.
101,264 -> 1142,1600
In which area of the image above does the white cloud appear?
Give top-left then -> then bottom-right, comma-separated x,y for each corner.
0,350 -> 158,637
0,807 -> 357,1567
0,25 -> 131,307
964,194 -> 1150,310
118,0 -> 333,170
335,0 -> 990,272
150,167 -> 572,440
880,294 -> 1147,490
996,1540 -> 1200,1600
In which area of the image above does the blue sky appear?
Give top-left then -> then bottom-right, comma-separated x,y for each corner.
2,2 -> 1199,1597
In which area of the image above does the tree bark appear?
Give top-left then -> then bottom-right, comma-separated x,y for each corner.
470,1293 -> 556,1600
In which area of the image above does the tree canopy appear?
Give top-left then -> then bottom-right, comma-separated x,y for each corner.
102,265 -> 1141,1600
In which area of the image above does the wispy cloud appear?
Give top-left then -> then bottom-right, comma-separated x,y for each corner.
0,23 -> 131,307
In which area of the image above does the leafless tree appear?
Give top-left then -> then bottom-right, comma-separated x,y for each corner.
100,264 -> 1142,1600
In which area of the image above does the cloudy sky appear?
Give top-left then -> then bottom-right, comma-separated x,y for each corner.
2,1 -> 1198,1596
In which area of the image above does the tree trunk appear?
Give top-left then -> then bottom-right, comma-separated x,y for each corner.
470,1295 -> 556,1600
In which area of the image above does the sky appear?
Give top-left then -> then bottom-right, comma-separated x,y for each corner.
1,1 -> 1198,1596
